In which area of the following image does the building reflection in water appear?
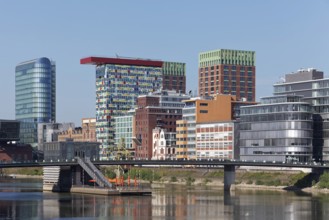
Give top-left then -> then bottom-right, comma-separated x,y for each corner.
42,193 -> 152,219
1,184 -> 329,219
150,187 -> 329,219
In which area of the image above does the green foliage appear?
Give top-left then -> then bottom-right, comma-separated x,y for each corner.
6,168 -> 43,176
265,179 -> 281,186
203,178 -> 212,185
185,176 -> 195,186
206,171 -> 224,178
291,173 -> 318,188
127,168 -> 161,182
170,176 -> 178,182
288,172 -> 308,186
100,167 -> 314,188
105,169 -> 116,179
318,172 -> 329,189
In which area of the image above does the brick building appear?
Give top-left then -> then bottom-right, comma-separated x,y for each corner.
57,118 -> 96,142
198,49 -> 256,102
133,90 -> 189,159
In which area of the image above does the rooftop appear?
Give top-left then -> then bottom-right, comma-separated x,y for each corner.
80,56 -> 163,67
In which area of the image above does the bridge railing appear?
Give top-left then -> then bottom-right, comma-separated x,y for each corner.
0,158 -> 328,169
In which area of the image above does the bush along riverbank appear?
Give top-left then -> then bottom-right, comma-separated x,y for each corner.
101,166 -> 329,192
1,167 -> 43,178
5,166 -> 329,192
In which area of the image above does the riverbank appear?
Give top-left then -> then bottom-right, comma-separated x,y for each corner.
3,166 -> 329,193
110,166 -> 329,194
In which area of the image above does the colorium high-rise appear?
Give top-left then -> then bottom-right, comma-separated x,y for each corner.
81,56 -> 186,159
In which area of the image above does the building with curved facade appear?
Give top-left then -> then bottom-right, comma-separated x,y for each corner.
15,57 -> 56,147
239,95 -> 313,162
273,68 -> 329,161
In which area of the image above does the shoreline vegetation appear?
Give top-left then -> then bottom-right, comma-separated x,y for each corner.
2,166 -> 329,193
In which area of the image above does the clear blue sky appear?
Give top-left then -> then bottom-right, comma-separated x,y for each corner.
1,1 -> 328,125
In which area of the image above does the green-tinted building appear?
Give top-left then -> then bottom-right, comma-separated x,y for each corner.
114,110 -> 134,150
198,49 -> 256,102
162,62 -> 186,94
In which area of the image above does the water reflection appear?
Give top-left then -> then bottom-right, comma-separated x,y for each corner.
151,185 -> 329,220
0,179 -> 329,219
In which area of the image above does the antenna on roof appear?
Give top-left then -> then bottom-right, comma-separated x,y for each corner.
115,53 -> 119,58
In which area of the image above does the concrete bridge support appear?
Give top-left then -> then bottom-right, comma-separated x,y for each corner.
224,165 -> 236,191
43,166 -> 73,192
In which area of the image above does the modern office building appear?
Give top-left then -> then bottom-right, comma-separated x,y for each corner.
0,120 -> 20,143
198,49 -> 256,101
196,122 -> 234,160
0,119 -> 32,162
15,57 -> 56,147
239,95 -> 313,162
81,57 -> 186,159
114,110 -> 135,151
43,140 -> 100,161
134,90 -> 189,159
37,122 -> 74,151
176,94 -> 255,159
273,68 -> 329,161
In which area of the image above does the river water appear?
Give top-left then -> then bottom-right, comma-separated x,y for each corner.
0,178 -> 329,220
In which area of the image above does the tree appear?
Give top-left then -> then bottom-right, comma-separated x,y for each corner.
115,137 -> 133,160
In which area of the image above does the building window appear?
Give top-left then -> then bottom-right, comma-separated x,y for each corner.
200,110 -> 208,114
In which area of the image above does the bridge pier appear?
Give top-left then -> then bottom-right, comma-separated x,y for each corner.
43,166 -> 73,192
224,165 -> 236,191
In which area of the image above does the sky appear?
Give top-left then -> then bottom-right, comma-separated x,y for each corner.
0,1 -> 328,125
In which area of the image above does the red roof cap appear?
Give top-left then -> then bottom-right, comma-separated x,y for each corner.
80,57 -> 163,67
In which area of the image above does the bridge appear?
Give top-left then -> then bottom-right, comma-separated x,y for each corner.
1,158 -> 328,191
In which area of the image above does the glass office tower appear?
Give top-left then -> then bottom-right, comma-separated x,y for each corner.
15,57 -> 56,147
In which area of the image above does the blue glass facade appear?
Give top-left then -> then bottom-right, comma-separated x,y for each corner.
15,57 -> 56,147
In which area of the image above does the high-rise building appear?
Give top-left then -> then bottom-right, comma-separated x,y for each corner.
15,57 -> 56,147
198,49 -> 256,101
273,68 -> 329,161
239,95 -> 313,162
81,57 -> 186,159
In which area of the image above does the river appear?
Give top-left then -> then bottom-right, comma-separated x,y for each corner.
0,178 -> 328,219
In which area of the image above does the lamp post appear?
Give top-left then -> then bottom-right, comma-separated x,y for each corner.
94,170 -> 96,188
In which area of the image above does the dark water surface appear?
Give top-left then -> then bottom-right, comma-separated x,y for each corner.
0,178 -> 329,219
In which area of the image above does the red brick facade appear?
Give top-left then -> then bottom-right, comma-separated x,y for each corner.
0,145 -> 33,162
134,96 -> 182,159
199,65 -> 256,102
